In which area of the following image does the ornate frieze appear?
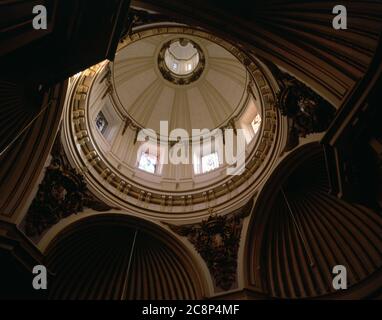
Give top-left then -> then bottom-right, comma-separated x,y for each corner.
164,200 -> 253,291
275,71 -> 336,151
23,139 -> 115,237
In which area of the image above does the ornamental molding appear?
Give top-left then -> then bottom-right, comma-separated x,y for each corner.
62,26 -> 287,216
275,70 -> 336,152
157,38 -> 206,86
22,139 -> 115,238
163,199 -> 253,291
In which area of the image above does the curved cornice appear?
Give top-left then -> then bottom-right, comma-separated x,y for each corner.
62,26 -> 288,219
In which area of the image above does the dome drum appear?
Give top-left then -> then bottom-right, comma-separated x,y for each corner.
62,26 -> 287,218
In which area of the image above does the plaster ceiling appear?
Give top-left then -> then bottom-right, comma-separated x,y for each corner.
112,33 -> 248,134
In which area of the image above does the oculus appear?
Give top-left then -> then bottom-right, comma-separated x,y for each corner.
158,38 -> 205,85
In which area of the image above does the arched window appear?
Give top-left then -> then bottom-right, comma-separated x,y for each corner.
251,114 -> 262,135
138,152 -> 158,174
201,152 -> 220,173
95,112 -> 108,135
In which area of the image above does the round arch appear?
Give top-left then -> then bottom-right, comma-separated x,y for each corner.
44,213 -> 210,299
244,142 -> 382,298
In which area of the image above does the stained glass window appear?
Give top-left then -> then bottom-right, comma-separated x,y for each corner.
201,152 -> 219,173
138,152 -> 157,174
96,112 -> 108,134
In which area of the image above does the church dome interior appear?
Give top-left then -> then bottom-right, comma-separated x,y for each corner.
61,27 -> 280,217
1,0 -> 382,303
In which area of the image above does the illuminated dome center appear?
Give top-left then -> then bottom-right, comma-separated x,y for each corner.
164,39 -> 200,75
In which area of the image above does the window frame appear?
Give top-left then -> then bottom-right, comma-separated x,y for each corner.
137,151 -> 158,174
201,151 -> 220,174
95,111 -> 109,135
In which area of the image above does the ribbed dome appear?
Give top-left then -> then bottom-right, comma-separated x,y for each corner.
113,32 -> 248,134
64,27 -> 280,217
46,217 -> 204,300
247,144 -> 382,298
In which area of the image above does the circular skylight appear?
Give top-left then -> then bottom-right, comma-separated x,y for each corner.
164,39 -> 200,76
